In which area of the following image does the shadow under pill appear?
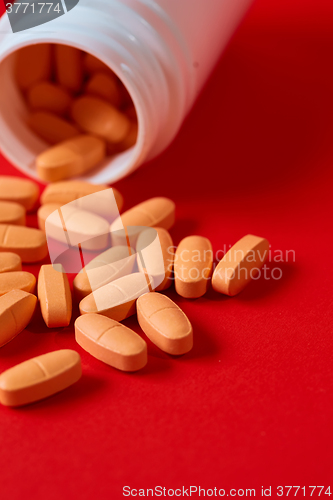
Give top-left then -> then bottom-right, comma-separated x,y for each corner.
15,372 -> 107,412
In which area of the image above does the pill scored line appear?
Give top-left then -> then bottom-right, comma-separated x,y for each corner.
32,359 -> 49,378
57,208 -> 71,247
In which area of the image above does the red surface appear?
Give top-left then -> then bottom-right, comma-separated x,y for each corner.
1,0 -> 333,498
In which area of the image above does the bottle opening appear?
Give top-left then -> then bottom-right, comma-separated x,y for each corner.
0,42 -> 140,184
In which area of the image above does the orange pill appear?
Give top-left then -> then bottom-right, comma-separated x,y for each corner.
36,135 -> 106,183
86,72 -> 121,107
79,272 -> 153,322
38,265 -> 72,328
137,293 -> 193,355
174,236 -> 213,298
15,44 -> 51,91
71,96 -> 131,143
0,272 -> 36,296
28,111 -> 80,146
41,181 -> 123,221
0,350 -> 82,407
41,180 -> 123,214
75,314 -> 147,372
55,45 -> 83,93
110,197 -> 175,247
0,201 -> 26,226
0,290 -> 37,348
73,245 -> 136,302
83,53 -> 113,76
0,253 -> 22,273
136,227 -> 174,291
212,234 -> 269,296
41,204 -> 110,251
0,225 -> 48,263
0,176 -> 39,211
27,81 -> 72,116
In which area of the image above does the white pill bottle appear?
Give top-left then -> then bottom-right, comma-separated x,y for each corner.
0,0 -> 251,184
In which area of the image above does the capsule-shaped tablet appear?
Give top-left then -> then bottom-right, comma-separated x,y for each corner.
212,234 -> 269,296
0,253 -> 22,273
174,236 -> 213,299
28,111 -> 80,146
86,72 -> 121,107
55,45 -> 83,93
75,314 -> 147,372
71,96 -> 131,143
36,135 -> 106,183
0,176 -> 39,211
136,227 -> 174,291
137,293 -> 193,355
38,265 -> 72,328
0,350 -> 82,407
0,272 -> 36,296
0,290 -> 37,348
15,44 -> 51,91
0,225 -> 48,263
83,53 -> 113,76
27,81 -> 72,116
73,246 -> 136,302
0,201 -> 26,226
42,204 -> 110,251
110,197 -> 175,247
79,272 -> 153,322
41,181 -> 123,215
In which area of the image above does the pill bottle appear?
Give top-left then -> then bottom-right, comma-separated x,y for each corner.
0,0 -> 252,184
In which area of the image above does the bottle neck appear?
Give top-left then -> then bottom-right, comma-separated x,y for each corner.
0,0 -> 191,183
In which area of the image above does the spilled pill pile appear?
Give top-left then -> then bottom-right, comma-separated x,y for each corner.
14,44 -> 137,183
0,174 -> 269,407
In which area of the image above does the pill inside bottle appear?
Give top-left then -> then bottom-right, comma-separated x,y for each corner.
0,43 -> 138,184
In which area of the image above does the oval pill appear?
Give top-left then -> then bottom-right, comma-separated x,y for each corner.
75,314 -> 147,372
0,271 -> 36,296
136,227 -> 174,291
28,111 -> 80,145
38,264 -> 72,328
0,253 -> 22,273
110,197 -> 175,247
137,293 -> 193,355
71,96 -> 130,143
212,234 -> 269,296
27,81 -> 72,116
0,350 -> 82,407
15,44 -> 51,91
174,236 -> 213,298
0,201 -> 26,226
36,134 -> 106,183
0,176 -> 39,211
55,45 -> 83,93
40,180 -> 124,216
0,225 -> 48,263
42,204 -> 110,251
79,272 -> 153,322
73,246 -> 136,302
86,72 -> 121,107
0,290 -> 37,348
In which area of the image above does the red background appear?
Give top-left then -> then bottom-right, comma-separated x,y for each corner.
0,0 -> 333,498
